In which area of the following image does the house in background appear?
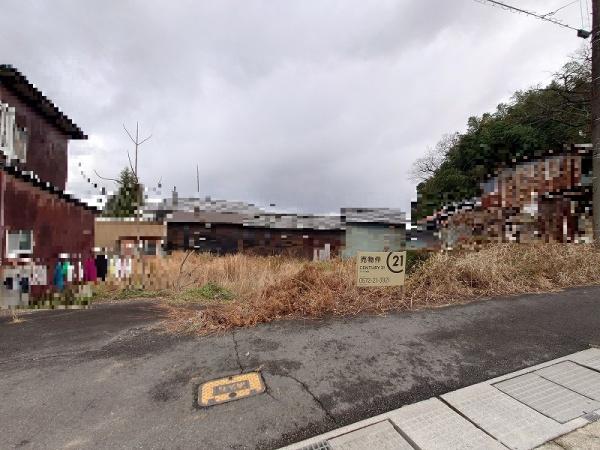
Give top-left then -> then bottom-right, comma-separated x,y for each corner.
94,218 -> 165,257
341,207 -> 406,258
154,196 -> 406,260
429,144 -> 592,250
165,210 -> 345,259
0,65 -> 96,307
241,213 -> 344,259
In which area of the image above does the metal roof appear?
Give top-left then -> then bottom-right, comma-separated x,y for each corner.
0,65 -> 86,139
341,207 -> 406,225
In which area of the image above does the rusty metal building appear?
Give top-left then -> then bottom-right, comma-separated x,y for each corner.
166,210 -> 345,259
0,65 -> 96,305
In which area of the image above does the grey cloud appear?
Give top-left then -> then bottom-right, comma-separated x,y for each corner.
0,0 -> 589,214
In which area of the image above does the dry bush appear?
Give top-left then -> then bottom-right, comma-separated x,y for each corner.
404,243 -> 600,306
156,244 -> 600,335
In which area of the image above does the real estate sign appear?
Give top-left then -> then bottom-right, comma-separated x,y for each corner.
356,251 -> 406,287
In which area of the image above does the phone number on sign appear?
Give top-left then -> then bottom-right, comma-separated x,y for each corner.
359,277 -> 390,284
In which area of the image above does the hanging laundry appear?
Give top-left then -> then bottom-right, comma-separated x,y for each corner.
114,256 -> 122,279
53,262 -> 64,291
19,276 -> 29,294
66,262 -> 74,283
107,256 -> 115,278
77,260 -> 84,281
95,254 -> 108,281
124,257 -> 133,278
31,265 -> 48,286
3,276 -> 14,290
84,257 -> 97,282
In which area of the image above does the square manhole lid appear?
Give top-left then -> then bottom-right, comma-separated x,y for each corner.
198,372 -> 265,407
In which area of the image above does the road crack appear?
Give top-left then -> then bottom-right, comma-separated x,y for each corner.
231,329 -> 244,373
277,372 -> 337,425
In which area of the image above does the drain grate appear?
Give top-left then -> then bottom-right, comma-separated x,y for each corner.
297,441 -> 332,450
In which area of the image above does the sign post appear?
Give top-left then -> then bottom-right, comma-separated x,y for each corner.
356,251 -> 406,287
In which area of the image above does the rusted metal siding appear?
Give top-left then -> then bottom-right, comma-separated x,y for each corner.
167,222 -> 345,259
0,85 -> 69,190
1,169 -> 95,269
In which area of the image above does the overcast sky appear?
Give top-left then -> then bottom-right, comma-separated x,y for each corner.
0,0 -> 591,215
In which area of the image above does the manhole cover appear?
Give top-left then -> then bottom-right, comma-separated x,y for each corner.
198,372 -> 265,407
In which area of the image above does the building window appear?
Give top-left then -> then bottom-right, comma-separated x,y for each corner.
0,104 -> 15,158
14,126 -> 27,162
6,230 -> 33,257
142,240 -> 157,256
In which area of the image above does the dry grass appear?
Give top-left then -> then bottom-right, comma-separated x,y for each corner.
152,243 -> 600,335
10,309 -> 24,324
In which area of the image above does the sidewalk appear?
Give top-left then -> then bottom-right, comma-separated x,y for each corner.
280,348 -> 600,450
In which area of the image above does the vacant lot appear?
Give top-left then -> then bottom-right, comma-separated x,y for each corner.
93,243 -> 600,335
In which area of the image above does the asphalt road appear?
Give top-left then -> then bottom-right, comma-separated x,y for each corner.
1,286 -> 600,450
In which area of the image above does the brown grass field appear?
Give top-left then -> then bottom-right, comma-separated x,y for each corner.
94,243 -> 600,334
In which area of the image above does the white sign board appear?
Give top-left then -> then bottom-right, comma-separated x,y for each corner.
356,251 -> 406,287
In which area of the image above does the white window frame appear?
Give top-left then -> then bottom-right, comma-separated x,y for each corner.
0,103 -> 15,158
0,103 -> 27,163
6,230 -> 33,258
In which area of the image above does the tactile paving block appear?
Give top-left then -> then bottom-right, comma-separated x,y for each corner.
536,361 -> 600,401
388,397 -> 506,450
328,420 -> 413,450
495,372 -> 600,423
442,383 -> 573,450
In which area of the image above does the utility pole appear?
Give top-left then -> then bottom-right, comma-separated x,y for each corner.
592,0 -> 600,242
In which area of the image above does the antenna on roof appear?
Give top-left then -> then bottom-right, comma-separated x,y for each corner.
196,164 -> 200,193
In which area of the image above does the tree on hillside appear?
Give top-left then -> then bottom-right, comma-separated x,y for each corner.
412,47 -> 591,220
102,168 -> 140,217
409,132 -> 459,182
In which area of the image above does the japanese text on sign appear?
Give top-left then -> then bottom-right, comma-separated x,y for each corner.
356,251 -> 406,287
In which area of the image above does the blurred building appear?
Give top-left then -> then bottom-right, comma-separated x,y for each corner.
341,208 -> 406,258
141,193 -> 407,260
0,65 -> 96,306
428,144 -> 592,250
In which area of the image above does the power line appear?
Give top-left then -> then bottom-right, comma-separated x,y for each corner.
474,0 -> 587,33
541,0 -> 579,19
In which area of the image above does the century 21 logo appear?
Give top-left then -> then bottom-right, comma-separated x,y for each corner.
386,252 -> 404,273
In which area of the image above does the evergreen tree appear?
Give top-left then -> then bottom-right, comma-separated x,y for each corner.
102,168 -> 141,217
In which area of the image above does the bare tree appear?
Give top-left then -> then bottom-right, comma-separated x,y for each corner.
409,132 -> 459,182
122,122 -> 152,185
95,122 -> 152,187
91,124 -> 158,289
